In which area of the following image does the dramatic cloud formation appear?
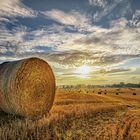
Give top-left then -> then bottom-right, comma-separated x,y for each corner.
0,0 -> 140,85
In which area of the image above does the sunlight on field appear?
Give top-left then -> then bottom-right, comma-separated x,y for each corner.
0,88 -> 140,140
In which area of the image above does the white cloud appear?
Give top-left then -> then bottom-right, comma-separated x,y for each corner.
111,18 -> 128,28
0,17 -> 10,22
89,0 -> 131,22
93,1 -> 122,22
89,0 -> 107,8
0,26 -> 27,43
0,0 -> 37,17
130,10 -> 140,27
42,9 -> 90,30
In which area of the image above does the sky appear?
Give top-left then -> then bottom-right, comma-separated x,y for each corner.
0,0 -> 140,85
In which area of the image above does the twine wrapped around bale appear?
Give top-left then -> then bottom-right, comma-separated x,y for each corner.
0,57 -> 56,118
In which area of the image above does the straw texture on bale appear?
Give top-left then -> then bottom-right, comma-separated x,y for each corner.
0,57 -> 55,117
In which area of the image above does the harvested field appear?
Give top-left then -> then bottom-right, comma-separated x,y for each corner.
0,88 -> 140,140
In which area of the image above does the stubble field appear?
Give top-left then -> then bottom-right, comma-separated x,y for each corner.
0,88 -> 140,140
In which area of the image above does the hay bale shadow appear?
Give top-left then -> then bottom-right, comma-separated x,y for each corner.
0,110 -> 25,126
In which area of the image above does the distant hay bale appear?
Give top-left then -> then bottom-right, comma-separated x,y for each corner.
116,92 -> 119,95
0,57 -> 56,118
117,88 -> 120,91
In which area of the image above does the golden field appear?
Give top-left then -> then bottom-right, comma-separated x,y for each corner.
0,88 -> 140,140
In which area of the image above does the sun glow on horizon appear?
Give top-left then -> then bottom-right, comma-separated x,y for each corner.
75,65 -> 92,78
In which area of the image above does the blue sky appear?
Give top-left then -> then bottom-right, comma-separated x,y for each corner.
0,0 -> 140,85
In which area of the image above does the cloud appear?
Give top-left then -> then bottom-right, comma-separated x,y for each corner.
89,0 -> 131,23
46,50 -> 140,69
42,9 -> 90,30
89,0 -> 107,8
0,0 -> 37,17
0,56 -> 19,64
99,68 -> 132,74
0,17 -> 10,23
0,25 -> 59,55
110,17 -> 128,28
74,21 -> 140,56
130,10 -> 140,27
0,26 -> 28,56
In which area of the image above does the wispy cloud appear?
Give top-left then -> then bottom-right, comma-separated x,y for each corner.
42,9 -> 91,32
89,0 -> 131,22
0,0 -> 37,17
130,10 -> 140,27
99,68 -> 132,74
89,0 -> 106,7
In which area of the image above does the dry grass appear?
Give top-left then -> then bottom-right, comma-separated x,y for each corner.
0,88 -> 140,140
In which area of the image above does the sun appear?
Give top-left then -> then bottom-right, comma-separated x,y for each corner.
75,65 -> 91,78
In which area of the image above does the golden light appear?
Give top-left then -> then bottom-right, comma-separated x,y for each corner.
75,65 -> 91,78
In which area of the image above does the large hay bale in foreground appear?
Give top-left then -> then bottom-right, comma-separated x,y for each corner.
0,57 -> 55,118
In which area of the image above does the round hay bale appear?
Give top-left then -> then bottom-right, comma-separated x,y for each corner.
0,57 -> 56,118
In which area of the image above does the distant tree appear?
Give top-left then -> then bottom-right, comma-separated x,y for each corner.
120,82 -> 125,87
